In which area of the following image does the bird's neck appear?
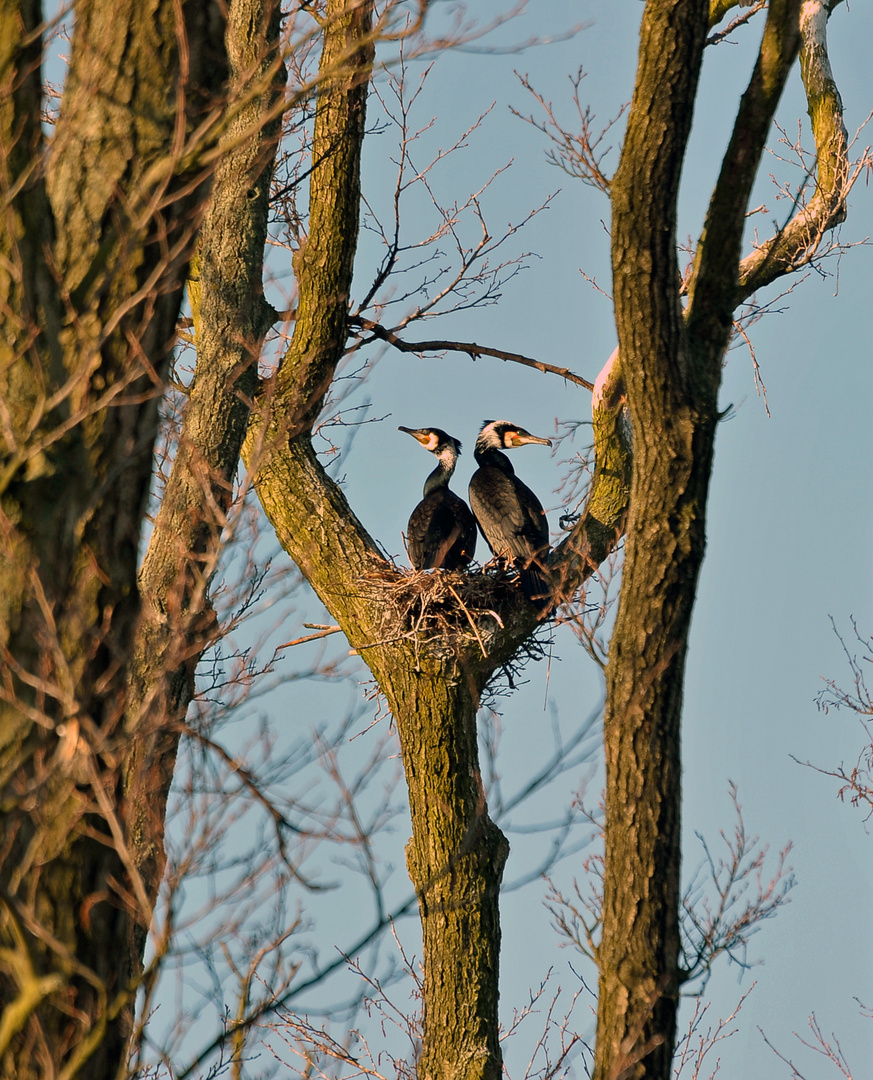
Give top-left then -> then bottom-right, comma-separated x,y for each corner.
423,456 -> 455,495
474,445 -> 514,474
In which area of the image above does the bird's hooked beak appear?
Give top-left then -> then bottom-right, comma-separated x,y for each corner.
398,425 -> 439,451
507,429 -> 552,449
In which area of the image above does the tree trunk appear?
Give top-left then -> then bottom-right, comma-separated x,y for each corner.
243,9 -> 634,1072
595,3 -> 803,1078
382,667 -> 508,1080
0,1 -> 228,1074
0,0 -> 854,1076
125,0 -> 285,982
595,3 -> 710,1078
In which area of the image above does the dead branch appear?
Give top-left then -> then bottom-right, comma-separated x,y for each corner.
349,316 -> 595,390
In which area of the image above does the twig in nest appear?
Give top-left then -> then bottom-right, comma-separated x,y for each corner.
447,584 -> 489,659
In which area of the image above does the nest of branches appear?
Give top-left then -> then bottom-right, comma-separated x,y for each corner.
357,560 -> 552,692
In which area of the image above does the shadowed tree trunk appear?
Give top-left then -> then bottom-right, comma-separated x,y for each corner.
0,0 -> 228,1073
593,3 -> 809,1077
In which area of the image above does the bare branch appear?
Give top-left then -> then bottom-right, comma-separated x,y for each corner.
706,2 -> 767,46
736,0 -> 863,300
673,987 -> 756,1080
348,316 -> 596,390
511,68 -> 628,194
277,625 -> 344,649
680,784 -> 795,992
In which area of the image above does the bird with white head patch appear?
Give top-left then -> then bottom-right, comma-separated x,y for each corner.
398,426 -> 477,571
468,420 -> 553,610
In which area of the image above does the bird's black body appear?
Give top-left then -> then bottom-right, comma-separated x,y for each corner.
399,427 -> 477,571
469,420 -> 552,608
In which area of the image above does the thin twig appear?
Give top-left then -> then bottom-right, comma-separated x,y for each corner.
447,584 -> 489,658
706,1 -> 766,47
276,626 -> 342,649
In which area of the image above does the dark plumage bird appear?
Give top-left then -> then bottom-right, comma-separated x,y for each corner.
468,420 -> 552,608
398,426 -> 477,571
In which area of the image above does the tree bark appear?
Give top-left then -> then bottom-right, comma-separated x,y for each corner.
243,6 -> 631,1078
0,0 -> 858,1076
387,668 -> 508,1080
0,1 -> 228,1074
596,4 -> 711,1079
595,4 -> 802,1079
125,0 -> 285,985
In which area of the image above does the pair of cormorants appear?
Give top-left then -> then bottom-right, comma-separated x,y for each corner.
398,420 -> 552,608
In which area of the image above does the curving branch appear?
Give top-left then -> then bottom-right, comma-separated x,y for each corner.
707,2 -> 767,46
349,315 -> 596,389
688,0 -> 860,334
550,348 -> 629,591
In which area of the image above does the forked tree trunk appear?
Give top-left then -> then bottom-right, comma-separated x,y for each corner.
594,3 -> 803,1077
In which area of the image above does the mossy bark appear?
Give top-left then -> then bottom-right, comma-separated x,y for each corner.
125,0 -> 285,976
0,0 -> 855,1077
0,1 -> 228,1075
596,8 -> 710,1077
392,670 -> 507,1080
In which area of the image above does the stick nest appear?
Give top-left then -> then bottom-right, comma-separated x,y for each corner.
357,560 -> 551,691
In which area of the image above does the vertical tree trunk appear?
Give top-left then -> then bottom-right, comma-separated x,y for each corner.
125,0 -> 284,977
595,3 -> 804,1078
0,2 -> 227,1075
594,3 -> 709,1078
379,666 -> 508,1080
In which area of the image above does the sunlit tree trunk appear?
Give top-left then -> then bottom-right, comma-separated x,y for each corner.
125,0 -> 284,979
245,8 -> 631,1078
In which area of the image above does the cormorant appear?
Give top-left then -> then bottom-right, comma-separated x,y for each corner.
398,426 -> 477,571
468,420 -> 552,608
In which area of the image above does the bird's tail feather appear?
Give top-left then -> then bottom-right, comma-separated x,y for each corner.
520,564 -> 552,613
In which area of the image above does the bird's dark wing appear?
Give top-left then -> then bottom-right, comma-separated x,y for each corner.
445,492 -> 477,570
469,467 -> 548,562
408,490 -> 476,570
512,476 -> 550,552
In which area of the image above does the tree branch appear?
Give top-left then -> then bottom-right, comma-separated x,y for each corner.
349,316 -> 596,390
685,0 -> 803,354
273,0 -> 374,429
736,0 -> 853,300
708,0 -> 766,37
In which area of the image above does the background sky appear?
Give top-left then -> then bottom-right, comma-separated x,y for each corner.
154,3 -> 873,1075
